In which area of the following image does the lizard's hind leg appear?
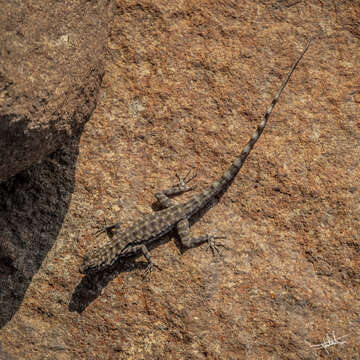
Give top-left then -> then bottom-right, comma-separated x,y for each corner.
155,170 -> 197,209
177,218 -> 228,256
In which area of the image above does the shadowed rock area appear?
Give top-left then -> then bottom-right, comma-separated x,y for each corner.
1,1 -> 360,359
0,0 -> 111,182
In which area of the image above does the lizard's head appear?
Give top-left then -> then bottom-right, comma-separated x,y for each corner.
79,247 -> 117,274
79,253 -> 107,274
79,254 -> 97,274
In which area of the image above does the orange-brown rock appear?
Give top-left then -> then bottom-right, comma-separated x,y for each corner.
1,1 -> 360,359
0,1 -> 111,182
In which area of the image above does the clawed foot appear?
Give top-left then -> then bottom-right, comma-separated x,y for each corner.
175,169 -> 197,192
94,221 -> 121,237
205,235 -> 228,257
142,261 -> 162,280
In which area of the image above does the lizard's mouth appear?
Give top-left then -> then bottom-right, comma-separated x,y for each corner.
78,257 -> 90,274
79,254 -> 100,274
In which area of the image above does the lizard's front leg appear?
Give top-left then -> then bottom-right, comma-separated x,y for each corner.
94,221 -> 121,238
177,219 -> 227,256
131,244 -> 161,279
155,170 -> 197,209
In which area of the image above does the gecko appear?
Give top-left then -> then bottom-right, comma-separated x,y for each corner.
79,41 -> 310,277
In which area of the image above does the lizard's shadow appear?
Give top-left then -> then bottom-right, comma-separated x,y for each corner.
69,257 -> 146,313
68,232 -> 174,313
69,177 -> 233,313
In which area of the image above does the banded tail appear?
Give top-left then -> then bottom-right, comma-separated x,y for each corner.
191,41 -> 310,211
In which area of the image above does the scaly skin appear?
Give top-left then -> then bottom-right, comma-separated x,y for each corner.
79,41 -> 310,277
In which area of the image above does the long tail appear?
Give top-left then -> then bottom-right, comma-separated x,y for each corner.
195,41 -> 310,208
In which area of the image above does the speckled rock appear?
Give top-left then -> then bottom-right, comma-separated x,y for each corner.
1,1 -> 360,359
0,0 -> 111,182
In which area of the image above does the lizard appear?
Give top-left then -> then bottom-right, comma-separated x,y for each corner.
79,41 -> 310,277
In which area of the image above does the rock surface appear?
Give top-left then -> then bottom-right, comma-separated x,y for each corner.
1,1 -> 360,359
0,0 -> 111,182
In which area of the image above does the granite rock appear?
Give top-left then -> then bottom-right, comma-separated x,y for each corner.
1,1 -> 360,359
0,0 -> 111,182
